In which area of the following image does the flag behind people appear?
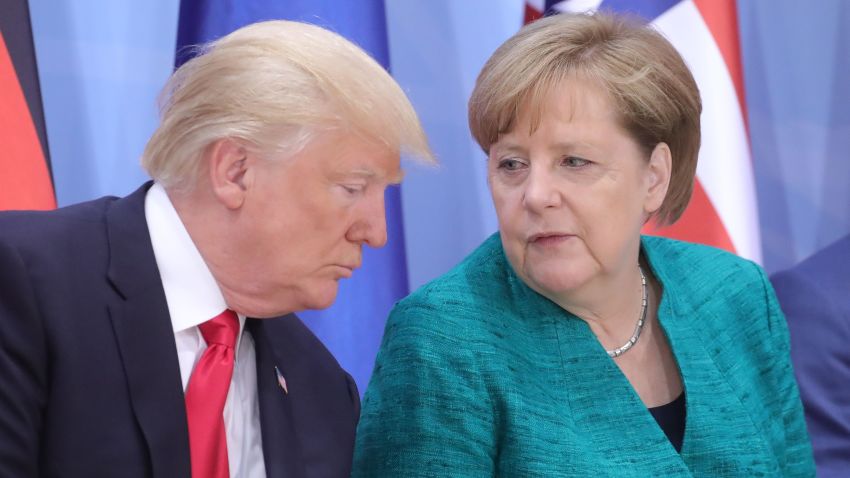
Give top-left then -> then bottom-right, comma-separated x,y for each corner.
525,0 -> 761,263
0,0 -> 55,210
175,0 -> 406,392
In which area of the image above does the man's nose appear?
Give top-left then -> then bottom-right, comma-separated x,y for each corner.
347,190 -> 388,248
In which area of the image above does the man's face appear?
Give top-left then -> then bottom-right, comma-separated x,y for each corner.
228,131 -> 401,317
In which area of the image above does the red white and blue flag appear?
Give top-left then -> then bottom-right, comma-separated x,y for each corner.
525,0 -> 761,263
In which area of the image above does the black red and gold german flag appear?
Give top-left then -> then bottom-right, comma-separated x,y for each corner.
0,0 -> 55,210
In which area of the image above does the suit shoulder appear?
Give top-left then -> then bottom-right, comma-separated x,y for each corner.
0,196 -> 117,250
771,236 -> 850,328
771,235 -> 850,295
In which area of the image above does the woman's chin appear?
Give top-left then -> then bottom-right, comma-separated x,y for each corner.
525,268 -> 591,298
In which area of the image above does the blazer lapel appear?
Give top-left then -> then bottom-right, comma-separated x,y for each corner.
105,183 -> 191,477
508,251 -> 692,476
644,240 -> 782,476
551,315 -> 693,476
660,285 -> 782,475
249,318 -> 305,478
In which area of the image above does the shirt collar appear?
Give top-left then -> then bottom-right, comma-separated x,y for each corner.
145,182 -> 246,340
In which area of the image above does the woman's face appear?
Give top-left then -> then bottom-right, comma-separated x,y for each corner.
488,78 -> 670,301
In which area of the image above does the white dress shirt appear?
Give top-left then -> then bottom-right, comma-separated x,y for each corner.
146,183 -> 267,478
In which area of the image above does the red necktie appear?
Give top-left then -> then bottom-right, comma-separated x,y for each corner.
185,309 -> 239,478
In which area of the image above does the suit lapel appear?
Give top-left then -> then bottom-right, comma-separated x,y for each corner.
105,183 -> 191,477
249,318 -> 305,478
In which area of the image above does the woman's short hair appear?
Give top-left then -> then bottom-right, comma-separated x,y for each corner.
142,20 -> 433,190
469,12 -> 701,226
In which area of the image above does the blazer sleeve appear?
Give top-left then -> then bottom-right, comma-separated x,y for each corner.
0,240 -> 48,477
351,299 -> 497,477
757,264 -> 816,476
772,268 -> 850,478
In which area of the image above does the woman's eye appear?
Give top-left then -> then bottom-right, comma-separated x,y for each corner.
497,158 -> 526,171
563,156 -> 590,168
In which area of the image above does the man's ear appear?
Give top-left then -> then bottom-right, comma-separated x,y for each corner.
207,138 -> 250,210
644,142 -> 672,215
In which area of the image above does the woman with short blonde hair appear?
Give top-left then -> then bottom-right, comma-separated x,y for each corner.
353,12 -> 814,477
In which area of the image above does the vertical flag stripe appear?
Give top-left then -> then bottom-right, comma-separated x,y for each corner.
647,179 -> 736,253
651,0 -> 760,261
0,0 -> 51,160
525,4 -> 544,24
0,31 -> 54,210
692,0 -> 748,125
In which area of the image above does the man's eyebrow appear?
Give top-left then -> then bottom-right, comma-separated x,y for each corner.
348,168 -> 405,184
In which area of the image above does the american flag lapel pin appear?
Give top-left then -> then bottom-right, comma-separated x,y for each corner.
275,366 -> 288,395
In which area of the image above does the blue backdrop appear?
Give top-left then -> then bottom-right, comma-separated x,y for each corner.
27,0 -> 850,390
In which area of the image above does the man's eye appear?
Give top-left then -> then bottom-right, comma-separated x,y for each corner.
341,184 -> 366,194
563,156 -> 590,168
498,159 -> 525,171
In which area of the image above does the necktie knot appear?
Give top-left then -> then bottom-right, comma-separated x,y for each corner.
199,309 -> 239,348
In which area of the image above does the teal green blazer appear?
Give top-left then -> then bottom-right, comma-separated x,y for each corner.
353,234 -> 815,476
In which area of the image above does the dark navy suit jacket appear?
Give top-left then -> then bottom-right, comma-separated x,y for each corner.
772,235 -> 850,478
0,183 -> 360,477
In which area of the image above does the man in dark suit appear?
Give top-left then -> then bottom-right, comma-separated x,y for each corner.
772,235 -> 850,478
0,20 -> 432,478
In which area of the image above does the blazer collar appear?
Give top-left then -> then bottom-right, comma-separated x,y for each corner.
499,235 -> 783,474
105,182 -> 192,477
497,250 -> 687,474
642,237 -> 782,474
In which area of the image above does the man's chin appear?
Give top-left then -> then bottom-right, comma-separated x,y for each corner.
300,284 -> 340,311
228,283 -> 339,318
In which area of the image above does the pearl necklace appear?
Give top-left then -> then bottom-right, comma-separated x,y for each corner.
606,265 -> 648,358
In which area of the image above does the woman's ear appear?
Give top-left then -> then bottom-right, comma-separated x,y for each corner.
206,138 -> 251,210
644,142 -> 672,215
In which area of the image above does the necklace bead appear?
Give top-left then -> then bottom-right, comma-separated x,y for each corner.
606,265 -> 648,358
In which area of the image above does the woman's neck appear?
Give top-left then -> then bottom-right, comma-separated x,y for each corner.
554,262 -> 648,350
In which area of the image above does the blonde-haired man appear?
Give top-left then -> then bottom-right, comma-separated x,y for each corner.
0,20 -> 432,478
